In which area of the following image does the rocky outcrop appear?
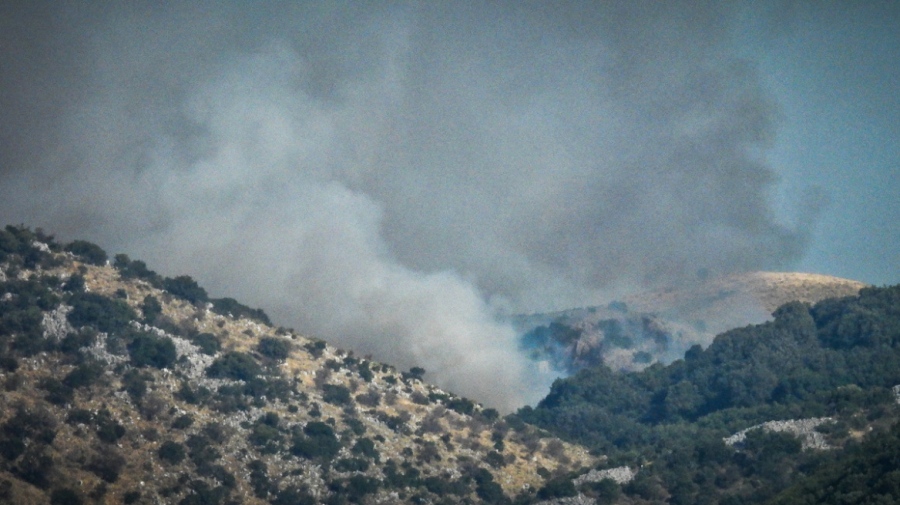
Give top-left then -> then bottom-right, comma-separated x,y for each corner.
574,466 -> 635,485
724,417 -> 833,450
41,303 -> 73,341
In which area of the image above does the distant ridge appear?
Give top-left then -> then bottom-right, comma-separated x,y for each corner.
518,272 -> 868,374
622,271 -> 869,335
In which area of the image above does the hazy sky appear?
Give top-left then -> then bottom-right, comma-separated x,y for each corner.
1,1 -> 897,409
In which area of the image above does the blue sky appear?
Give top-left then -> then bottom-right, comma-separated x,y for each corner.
738,3 -> 899,286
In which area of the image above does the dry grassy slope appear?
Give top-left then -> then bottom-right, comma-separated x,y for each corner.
0,252 -> 595,504
622,271 -> 868,334
517,271 -> 869,375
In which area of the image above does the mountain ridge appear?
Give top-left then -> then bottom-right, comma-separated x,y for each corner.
0,226 -> 594,504
516,271 -> 867,375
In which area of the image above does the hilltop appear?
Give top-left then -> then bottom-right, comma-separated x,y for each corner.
516,271 -> 867,374
0,226 -> 594,504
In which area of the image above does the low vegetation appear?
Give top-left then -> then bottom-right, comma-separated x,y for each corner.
0,227 -> 592,504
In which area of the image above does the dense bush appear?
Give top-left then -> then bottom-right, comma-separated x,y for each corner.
128,332 -> 177,369
211,297 -> 271,325
162,275 -> 208,304
86,450 -> 126,483
303,340 -> 326,358
206,352 -> 262,381
351,438 -> 379,461
121,369 -> 151,400
334,457 -> 370,472
50,488 -> 83,505
157,440 -> 185,465
65,240 -> 107,266
537,477 -> 577,500
141,295 -> 162,323
291,421 -> 341,460
95,409 -> 125,443
0,226 -> 59,268
445,397 -> 476,416
67,291 -> 135,334
257,336 -> 291,360
113,254 -> 161,284
1,278 -> 59,356
63,362 -> 104,389
189,332 -> 221,355
321,384 -> 351,406
171,414 -> 194,430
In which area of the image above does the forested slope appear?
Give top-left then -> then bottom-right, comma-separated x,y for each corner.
518,285 -> 900,504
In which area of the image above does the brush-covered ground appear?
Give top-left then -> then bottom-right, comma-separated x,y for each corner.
0,226 -> 595,505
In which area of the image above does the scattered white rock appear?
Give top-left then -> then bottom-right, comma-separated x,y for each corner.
574,466 -> 636,486
536,493 -> 598,505
83,335 -> 129,365
42,304 -> 74,341
724,417 -> 833,450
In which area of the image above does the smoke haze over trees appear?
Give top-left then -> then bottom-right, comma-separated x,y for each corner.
0,2 -> 839,408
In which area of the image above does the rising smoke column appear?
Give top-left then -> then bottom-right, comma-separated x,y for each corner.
0,2 -> 810,409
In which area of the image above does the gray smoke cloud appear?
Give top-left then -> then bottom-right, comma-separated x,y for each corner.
0,2 -> 811,410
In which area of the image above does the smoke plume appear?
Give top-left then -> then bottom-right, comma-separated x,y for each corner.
0,2 -> 810,410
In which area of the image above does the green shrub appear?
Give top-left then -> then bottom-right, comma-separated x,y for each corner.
141,295 -> 162,323
63,274 -> 85,292
50,487 -> 83,505
190,332 -> 221,355
249,414 -> 283,453
211,297 -> 271,325
445,397 -> 476,416
334,457 -> 370,473
404,366 -> 426,381
162,275 -> 208,304
351,438 -> 379,461
65,240 -> 107,266
86,450 -> 125,483
121,369 -> 150,400
158,441 -> 185,464
128,333 -> 176,369
485,450 -> 506,468
472,468 -> 505,503
63,362 -> 103,389
59,329 -> 96,354
291,421 -> 341,460
537,477 -> 577,500
303,340 -> 326,358
321,384 -> 351,405
67,292 -> 135,334
272,486 -> 315,505
206,352 -> 262,381
65,409 -> 93,426
171,415 -> 194,430
95,409 -> 125,443
39,377 -> 73,405
344,475 -> 380,501
113,254 -> 160,284
257,337 -> 291,360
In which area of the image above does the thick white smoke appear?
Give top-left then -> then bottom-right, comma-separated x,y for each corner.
0,2 -> 815,409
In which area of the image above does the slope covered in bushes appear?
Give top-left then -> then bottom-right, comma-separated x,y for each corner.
0,226 -> 594,504
518,284 -> 900,504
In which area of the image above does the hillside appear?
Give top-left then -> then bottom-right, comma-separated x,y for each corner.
0,226 -> 595,505
518,283 -> 900,504
516,272 -> 867,374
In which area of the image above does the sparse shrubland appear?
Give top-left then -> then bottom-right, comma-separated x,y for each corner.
0,227 -> 592,504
